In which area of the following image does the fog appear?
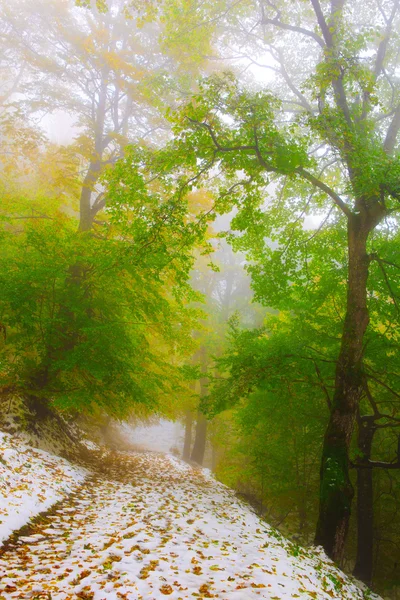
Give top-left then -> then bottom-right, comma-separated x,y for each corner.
2,1 -> 399,594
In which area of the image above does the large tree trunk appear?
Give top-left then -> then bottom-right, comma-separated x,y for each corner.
353,415 -> 375,585
315,214 -> 371,561
190,410 -> 207,465
183,410 -> 193,461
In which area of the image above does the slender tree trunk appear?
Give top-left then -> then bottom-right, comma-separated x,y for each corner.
190,348 -> 208,465
211,443 -> 218,472
315,214 -> 371,561
183,410 -> 193,461
190,410 -> 207,465
353,416 -> 375,585
78,160 -> 101,232
298,497 -> 307,537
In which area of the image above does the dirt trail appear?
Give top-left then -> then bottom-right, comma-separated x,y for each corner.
0,451 -> 377,600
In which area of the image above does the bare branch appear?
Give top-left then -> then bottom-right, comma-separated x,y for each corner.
271,46 -> 314,113
261,16 -> 325,48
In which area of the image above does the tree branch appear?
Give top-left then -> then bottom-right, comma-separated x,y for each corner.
186,117 -> 260,154
363,376 -> 380,416
374,0 -> 400,78
372,255 -> 400,315
309,0 -> 353,127
370,254 -> 400,270
187,117 -> 353,217
383,103 -> 400,154
91,192 -> 107,216
295,167 -> 352,217
261,16 -> 325,48
309,0 -> 333,46
314,360 -> 332,410
361,459 -> 400,469
271,46 -> 314,113
365,372 -> 400,401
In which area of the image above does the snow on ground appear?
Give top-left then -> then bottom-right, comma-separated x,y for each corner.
0,431 -> 87,543
0,395 -> 94,458
0,448 -> 380,599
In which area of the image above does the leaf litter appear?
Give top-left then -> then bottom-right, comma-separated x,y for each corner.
0,433 -> 380,599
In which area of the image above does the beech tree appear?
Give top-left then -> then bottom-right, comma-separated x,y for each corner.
0,0 -> 192,231
145,0 -> 400,561
0,0 -> 213,418
0,139 -> 208,416
208,220 -> 400,588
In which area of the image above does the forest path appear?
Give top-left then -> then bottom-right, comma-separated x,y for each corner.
0,451 -> 376,600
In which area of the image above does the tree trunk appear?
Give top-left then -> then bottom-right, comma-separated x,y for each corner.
78,68 -> 108,233
353,416 -> 375,585
211,443 -> 218,472
190,348 -> 208,465
78,160 -> 101,232
315,214 -> 371,562
298,498 -> 307,537
183,410 -> 193,461
190,410 -> 207,465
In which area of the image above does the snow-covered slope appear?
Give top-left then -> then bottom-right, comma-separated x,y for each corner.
0,441 -> 380,599
0,431 -> 87,543
0,395 -> 92,457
